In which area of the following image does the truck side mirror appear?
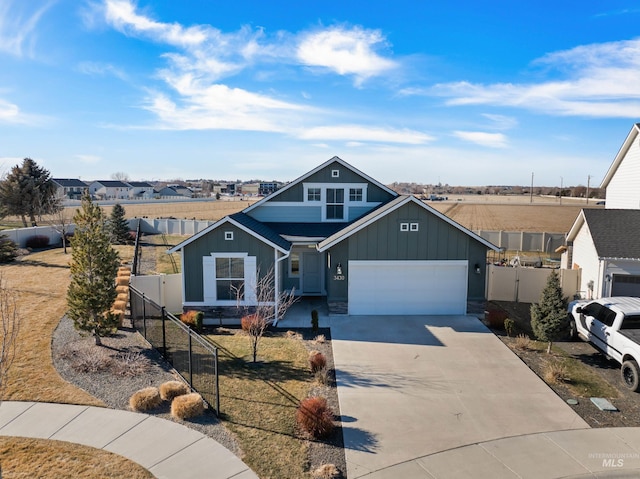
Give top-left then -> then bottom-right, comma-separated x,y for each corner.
576,307 -> 583,314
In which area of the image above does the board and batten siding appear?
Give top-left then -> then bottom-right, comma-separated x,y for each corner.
269,163 -> 395,203
182,223 -> 275,302
606,140 -> 640,209
325,201 -> 488,301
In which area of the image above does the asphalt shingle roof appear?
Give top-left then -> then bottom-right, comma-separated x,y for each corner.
229,212 -> 291,251
263,222 -> 348,238
584,209 -> 640,259
53,178 -> 88,187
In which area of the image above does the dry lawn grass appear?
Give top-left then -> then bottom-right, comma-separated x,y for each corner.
430,202 -> 593,233
206,330 -> 311,479
0,437 -> 153,479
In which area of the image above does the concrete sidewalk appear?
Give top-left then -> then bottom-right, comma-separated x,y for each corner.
361,428 -> 640,478
0,401 -> 258,479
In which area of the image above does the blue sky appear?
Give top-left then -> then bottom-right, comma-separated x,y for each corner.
1,1 -> 640,187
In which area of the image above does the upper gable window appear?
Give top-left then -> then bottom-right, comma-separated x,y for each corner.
326,188 -> 344,220
331,169 -> 340,178
349,188 -> 363,202
307,188 -> 321,202
224,231 -> 234,240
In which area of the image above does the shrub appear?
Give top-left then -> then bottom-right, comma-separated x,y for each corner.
313,464 -> 340,479
160,380 -> 190,401
241,313 -> 260,332
116,292 -> 128,303
115,276 -> 130,287
112,351 -> 151,377
0,236 -> 18,263
129,387 -> 162,412
504,318 -> 516,337
315,367 -> 329,386
112,300 -> 126,311
544,361 -> 568,384
171,393 -> 205,420
296,396 -> 334,438
180,310 -> 203,331
59,344 -> 113,373
311,309 -> 319,331
115,285 -> 129,295
314,334 -> 326,344
485,309 -> 508,329
309,350 -> 327,373
111,308 -> 125,327
286,330 -> 302,340
513,334 -> 532,351
25,235 -> 49,249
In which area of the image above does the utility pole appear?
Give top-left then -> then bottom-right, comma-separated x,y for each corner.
560,176 -> 563,205
530,172 -> 534,204
586,175 -> 591,204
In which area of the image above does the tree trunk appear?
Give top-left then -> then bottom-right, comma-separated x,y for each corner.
94,333 -> 102,346
20,215 -> 27,228
547,341 -> 552,354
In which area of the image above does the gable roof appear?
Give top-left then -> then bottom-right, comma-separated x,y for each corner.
600,123 -> 640,189
168,212 -> 290,254
128,181 -> 153,188
242,156 -> 398,214
92,180 -> 131,188
52,178 -> 88,187
568,208 -> 640,260
317,195 -> 499,252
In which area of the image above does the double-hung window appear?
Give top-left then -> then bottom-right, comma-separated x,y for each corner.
349,188 -> 363,202
215,257 -> 245,300
307,188 -> 321,202
326,188 -> 344,220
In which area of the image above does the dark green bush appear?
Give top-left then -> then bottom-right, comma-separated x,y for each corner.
0,236 -> 18,263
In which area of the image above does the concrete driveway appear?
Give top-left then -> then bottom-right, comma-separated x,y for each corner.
330,315 -> 589,478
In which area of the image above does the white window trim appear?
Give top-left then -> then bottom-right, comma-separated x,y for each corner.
289,253 -> 300,277
224,231 -> 234,240
203,253 -> 257,305
303,182 -> 369,221
400,223 -> 409,232
332,169 -> 340,177
410,223 -> 419,231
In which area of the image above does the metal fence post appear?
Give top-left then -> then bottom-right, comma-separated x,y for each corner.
161,306 -> 167,358
142,292 -> 147,340
188,333 -> 193,387
214,347 -> 220,417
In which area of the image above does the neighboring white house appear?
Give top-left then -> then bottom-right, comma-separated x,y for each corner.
52,178 -> 88,200
127,181 -> 154,200
600,123 -> 640,210
154,185 -> 193,198
563,123 -> 640,299
89,180 -> 131,200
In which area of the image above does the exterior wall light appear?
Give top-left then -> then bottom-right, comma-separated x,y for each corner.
336,263 -> 343,275
475,263 -> 481,274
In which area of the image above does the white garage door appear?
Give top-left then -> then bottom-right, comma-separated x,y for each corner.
348,260 -> 468,315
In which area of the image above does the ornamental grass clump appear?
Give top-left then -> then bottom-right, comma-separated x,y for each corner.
296,396 -> 334,439
129,387 -> 162,412
312,464 -> 341,479
171,393 -> 205,420
180,310 -> 203,331
160,380 -> 190,401
309,350 -> 327,373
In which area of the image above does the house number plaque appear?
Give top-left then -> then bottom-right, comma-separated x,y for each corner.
333,275 -> 345,281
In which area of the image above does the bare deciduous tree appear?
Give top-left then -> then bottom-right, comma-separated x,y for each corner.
111,172 -> 130,182
234,267 -> 297,363
0,275 -> 21,402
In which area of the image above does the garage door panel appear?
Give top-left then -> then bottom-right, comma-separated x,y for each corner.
348,261 -> 468,315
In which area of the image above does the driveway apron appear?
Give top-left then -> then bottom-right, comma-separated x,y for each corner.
330,315 -> 589,478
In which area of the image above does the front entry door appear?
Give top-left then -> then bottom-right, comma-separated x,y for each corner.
302,252 -> 322,295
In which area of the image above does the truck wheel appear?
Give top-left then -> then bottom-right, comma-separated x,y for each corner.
567,317 -> 577,341
621,360 -> 640,392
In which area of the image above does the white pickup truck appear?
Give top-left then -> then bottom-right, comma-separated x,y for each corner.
568,296 -> 640,392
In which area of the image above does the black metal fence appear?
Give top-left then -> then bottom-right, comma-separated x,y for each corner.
129,285 -> 220,416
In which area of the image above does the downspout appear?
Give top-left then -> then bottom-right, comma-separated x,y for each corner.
273,248 -> 290,326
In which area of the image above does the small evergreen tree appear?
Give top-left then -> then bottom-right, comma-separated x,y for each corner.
109,203 -> 130,245
0,236 -> 18,263
531,270 -> 568,353
67,194 -> 120,346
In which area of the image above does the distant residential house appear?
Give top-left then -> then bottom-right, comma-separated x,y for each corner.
127,181 -> 154,200
241,183 -> 260,196
88,180 -> 131,200
563,124 -> 640,299
155,185 -> 193,198
259,182 -> 281,196
52,178 -> 88,200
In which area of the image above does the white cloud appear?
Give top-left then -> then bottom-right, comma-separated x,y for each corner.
0,98 -> 21,122
411,38 -> 640,118
75,154 -> 101,164
299,125 -> 434,145
481,113 -> 518,130
453,131 -> 508,148
0,1 -> 55,57
77,61 -> 128,80
297,27 -> 397,85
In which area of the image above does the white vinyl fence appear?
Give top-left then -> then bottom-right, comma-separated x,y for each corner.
129,274 -> 183,314
486,264 -> 580,303
0,225 -> 75,248
477,230 -> 565,253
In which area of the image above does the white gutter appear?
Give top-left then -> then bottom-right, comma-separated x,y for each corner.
273,248 -> 291,326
